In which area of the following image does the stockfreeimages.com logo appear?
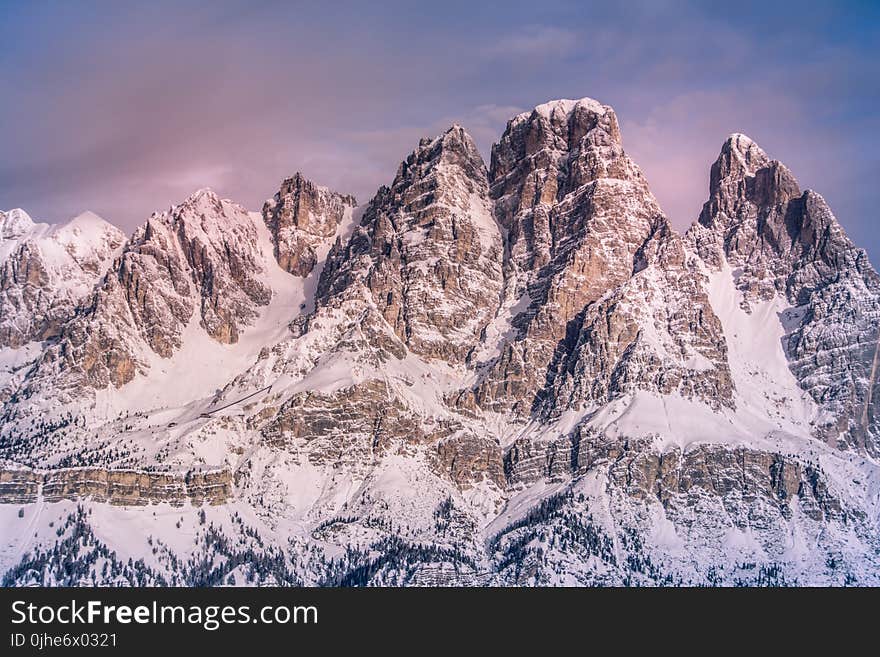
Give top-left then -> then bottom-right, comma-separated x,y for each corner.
11,600 -> 317,631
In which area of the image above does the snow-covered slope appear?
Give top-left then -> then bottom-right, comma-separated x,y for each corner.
1,98 -> 879,587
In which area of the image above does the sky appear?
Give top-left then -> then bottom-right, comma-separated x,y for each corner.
1,0 -> 878,259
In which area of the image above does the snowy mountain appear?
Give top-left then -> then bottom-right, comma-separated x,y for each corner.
0,209 -> 125,409
1,98 -> 878,587
0,209 -> 124,350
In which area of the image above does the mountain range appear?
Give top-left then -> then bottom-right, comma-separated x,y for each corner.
1,97 -> 878,586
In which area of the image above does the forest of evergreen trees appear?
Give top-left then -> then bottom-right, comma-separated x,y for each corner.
1,496 -> 824,586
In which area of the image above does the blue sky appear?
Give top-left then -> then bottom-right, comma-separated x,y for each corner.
1,0 -> 878,258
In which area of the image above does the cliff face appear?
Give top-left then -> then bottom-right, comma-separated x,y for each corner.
263,173 -> 356,276
317,125 -> 504,364
460,99 -> 725,416
534,219 -> 734,418
10,190 -> 273,395
0,210 -> 124,349
0,467 -> 232,506
504,431 -> 839,518
230,127 -> 510,493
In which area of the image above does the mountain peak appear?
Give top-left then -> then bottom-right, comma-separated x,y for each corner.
173,187 -> 227,219
492,96 -> 624,185
187,187 -> 220,202
415,123 -> 482,159
503,97 -> 621,147
70,209 -> 104,223
263,172 -> 357,277
396,124 -> 487,190
60,211 -> 114,233
1,208 -> 37,240
49,211 -> 124,252
280,172 -> 313,191
441,124 -> 484,164
4,99 -> 880,587
725,132 -> 757,147
515,96 -> 612,123
0,207 -> 125,349
701,135 -> 801,227
489,95 -> 635,214
717,133 -> 770,178
276,172 -> 355,206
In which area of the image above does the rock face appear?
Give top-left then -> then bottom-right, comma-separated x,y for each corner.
228,127 -> 509,492
505,430 -> 839,521
456,99 -> 731,417
0,467 -> 41,504
463,101 -> 668,414
1,98 -> 879,587
0,467 -> 231,505
263,173 -> 356,276
317,125 -> 504,363
491,433 -> 862,586
538,220 -> 734,417
0,210 -> 124,348
21,190 -> 273,392
690,134 -> 880,457
263,379 -> 427,464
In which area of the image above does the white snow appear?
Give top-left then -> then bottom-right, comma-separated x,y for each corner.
0,208 -> 39,242
1,209 -> 123,294
471,291 -> 530,365
706,260 -> 818,434
90,204 -> 366,431
509,97 -> 609,128
2,119 -> 879,587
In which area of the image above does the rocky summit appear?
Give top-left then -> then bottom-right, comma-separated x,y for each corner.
1,97 -> 878,587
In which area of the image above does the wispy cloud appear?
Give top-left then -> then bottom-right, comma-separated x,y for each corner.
483,26 -> 579,59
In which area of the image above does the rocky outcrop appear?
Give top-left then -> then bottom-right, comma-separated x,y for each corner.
0,210 -> 124,348
317,125 -> 504,364
504,431 -> 845,524
115,189 -> 272,350
435,433 -> 506,490
0,467 -> 232,505
261,377 -> 504,489
0,209 -> 36,241
263,379 -> 428,465
262,173 -> 356,276
0,468 -> 42,504
456,99 -> 731,417
537,222 -> 734,416
473,100 -> 661,416
236,126 -> 511,494
491,430 -> 864,586
225,125 -> 507,425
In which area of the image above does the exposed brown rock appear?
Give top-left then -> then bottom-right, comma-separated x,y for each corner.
0,467 -> 232,506
317,126 -> 504,364
263,173 -> 356,276
22,190 -> 272,392
504,431 -> 843,524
